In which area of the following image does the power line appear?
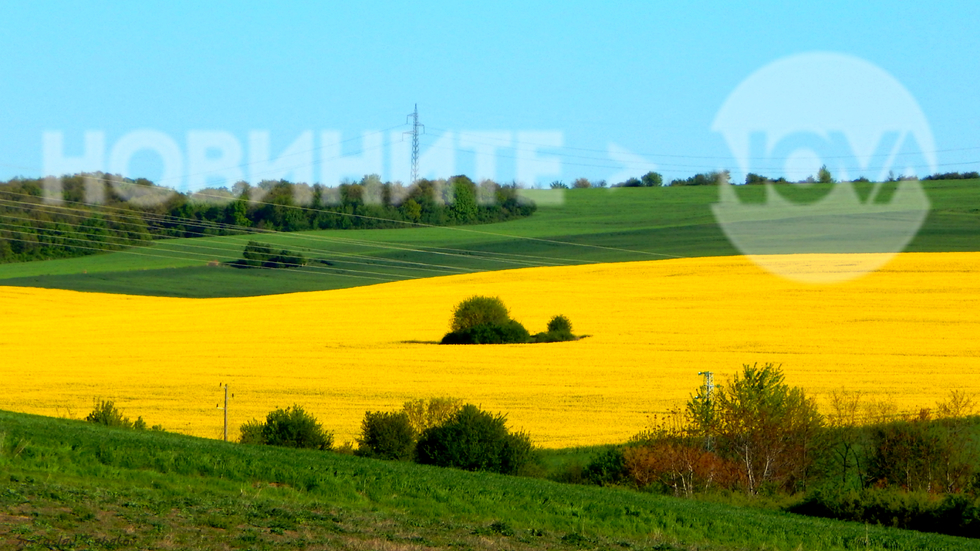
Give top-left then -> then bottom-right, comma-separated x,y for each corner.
428,124 -> 980,160
419,126 -> 980,176
3,111 -> 980,186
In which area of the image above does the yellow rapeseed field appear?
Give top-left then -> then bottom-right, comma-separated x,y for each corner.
2,252 -> 978,448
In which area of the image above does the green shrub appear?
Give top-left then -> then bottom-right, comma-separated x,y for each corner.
239,418 -> 266,445
85,400 -> 133,428
450,296 -> 510,333
546,315 -> 572,335
332,441 -> 356,455
84,400 -> 158,431
548,462 -> 586,484
530,314 -> 577,343
789,488 -> 980,538
582,447 -> 629,486
531,330 -> 575,343
402,397 -> 462,435
242,405 -> 332,450
415,404 -> 533,474
231,240 -> 307,269
443,296 -> 561,345
356,411 -> 415,460
690,363 -> 823,495
442,320 -> 531,344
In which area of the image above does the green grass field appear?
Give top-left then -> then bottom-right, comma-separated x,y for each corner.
1,180 -> 977,297
2,409 -> 976,551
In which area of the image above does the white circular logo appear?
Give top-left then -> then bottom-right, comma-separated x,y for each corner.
711,52 -> 934,283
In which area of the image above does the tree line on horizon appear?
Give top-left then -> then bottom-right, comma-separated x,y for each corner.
551,168 -> 980,189
1,168 -> 976,265
0,173 -> 534,264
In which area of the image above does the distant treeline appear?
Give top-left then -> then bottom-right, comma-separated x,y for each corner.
742,169 -> 977,186
569,169 -> 980,188
922,171 -> 980,181
0,173 -> 534,264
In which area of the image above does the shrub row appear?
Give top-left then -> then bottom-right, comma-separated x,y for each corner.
357,400 -> 533,475
237,398 -> 533,476
85,400 -> 162,431
790,489 -> 980,538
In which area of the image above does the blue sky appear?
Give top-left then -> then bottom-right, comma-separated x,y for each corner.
1,1 -> 978,188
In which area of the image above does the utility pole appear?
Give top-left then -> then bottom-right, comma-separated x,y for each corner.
217,383 -> 229,442
404,104 -> 424,184
696,371 -> 715,451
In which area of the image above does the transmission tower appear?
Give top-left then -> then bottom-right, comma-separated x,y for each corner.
697,371 -> 714,401
404,104 -> 424,184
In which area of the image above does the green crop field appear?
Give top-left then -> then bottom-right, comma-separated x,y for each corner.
1,410 -> 975,551
0,180 -> 977,297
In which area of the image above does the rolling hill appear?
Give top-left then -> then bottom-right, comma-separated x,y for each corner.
1,409 -> 975,550
0,180 -> 977,297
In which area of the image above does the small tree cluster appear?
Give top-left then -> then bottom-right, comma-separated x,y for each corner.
624,440 -> 741,497
789,390 -> 980,537
402,396 -> 463,435
614,171 -> 664,187
415,404 -> 533,475
581,447 -> 629,486
609,364 -> 823,496
85,400 -> 160,431
442,296 -> 530,344
354,398 -> 533,475
693,363 -> 823,494
531,314 -> 578,343
614,409 -> 743,496
441,296 -> 579,344
230,240 -> 306,269
744,173 -> 789,185
356,411 -> 415,460
239,404 -> 332,450
669,170 -> 729,186
442,319 -> 531,344
863,391 -> 977,493
355,396 -> 461,460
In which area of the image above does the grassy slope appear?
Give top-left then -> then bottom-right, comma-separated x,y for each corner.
1,410 -> 975,551
0,180 -> 976,297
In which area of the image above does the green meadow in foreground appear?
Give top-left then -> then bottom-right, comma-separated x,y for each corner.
1,410 -> 977,550
0,179 -> 977,297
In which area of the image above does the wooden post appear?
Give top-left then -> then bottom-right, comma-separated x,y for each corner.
223,384 -> 228,442
218,383 -> 229,442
